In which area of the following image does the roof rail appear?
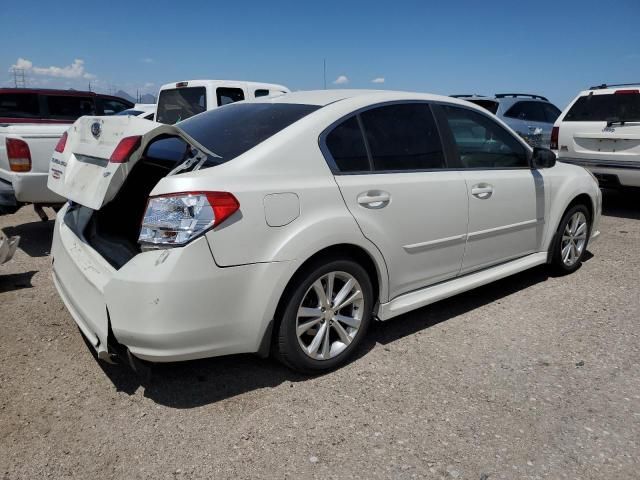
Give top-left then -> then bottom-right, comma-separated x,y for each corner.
589,82 -> 640,90
495,93 -> 549,101
450,94 -> 486,98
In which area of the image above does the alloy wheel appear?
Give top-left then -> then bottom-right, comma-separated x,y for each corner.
561,211 -> 588,267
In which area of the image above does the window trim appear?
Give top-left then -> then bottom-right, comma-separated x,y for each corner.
318,100 -> 452,175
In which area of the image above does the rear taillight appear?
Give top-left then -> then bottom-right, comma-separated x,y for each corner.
6,138 -> 32,172
614,89 -> 639,95
138,191 -> 239,249
110,135 -> 142,163
54,131 -> 68,153
550,126 -> 559,150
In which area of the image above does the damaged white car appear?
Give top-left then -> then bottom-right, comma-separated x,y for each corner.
48,90 -> 601,374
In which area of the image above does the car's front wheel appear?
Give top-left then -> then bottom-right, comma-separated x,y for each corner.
551,204 -> 591,274
275,259 -> 374,373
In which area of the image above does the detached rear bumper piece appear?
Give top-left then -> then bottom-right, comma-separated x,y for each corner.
559,157 -> 640,188
0,233 -> 19,264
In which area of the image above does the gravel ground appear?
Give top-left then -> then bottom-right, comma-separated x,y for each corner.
1,190 -> 639,480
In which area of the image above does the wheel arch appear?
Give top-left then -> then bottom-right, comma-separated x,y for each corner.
546,192 -> 595,262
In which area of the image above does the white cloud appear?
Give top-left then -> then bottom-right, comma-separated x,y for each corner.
143,82 -> 155,89
141,58 -> 154,64
371,77 -> 385,84
333,75 -> 349,85
10,57 -> 96,79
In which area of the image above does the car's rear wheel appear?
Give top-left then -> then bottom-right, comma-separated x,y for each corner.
551,204 -> 591,274
275,259 -> 374,373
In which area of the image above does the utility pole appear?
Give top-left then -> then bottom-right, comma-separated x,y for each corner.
323,59 -> 326,90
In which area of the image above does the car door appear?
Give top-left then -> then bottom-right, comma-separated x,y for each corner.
437,103 -> 545,274
323,102 -> 469,300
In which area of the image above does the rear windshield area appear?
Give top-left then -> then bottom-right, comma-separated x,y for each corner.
565,92 -> 640,122
156,87 -> 207,124
172,102 -> 320,167
467,99 -> 499,115
0,93 -> 40,119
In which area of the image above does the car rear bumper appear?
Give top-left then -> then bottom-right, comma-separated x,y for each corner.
0,169 -> 66,204
51,204 -> 290,363
558,157 -> 640,188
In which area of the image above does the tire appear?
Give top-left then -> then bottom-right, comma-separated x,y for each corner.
550,204 -> 591,274
275,258 -> 374,374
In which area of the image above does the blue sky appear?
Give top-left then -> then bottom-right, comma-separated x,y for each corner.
1,0 -> 639,109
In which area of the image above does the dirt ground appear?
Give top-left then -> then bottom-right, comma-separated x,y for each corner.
1,190 -> 639,480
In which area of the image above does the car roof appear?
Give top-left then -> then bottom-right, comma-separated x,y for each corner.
450,93 -> 549,103
158,80 -> 290,92
253,89 -> 470,107
0,88 -> 131,104
581,83 -> 640,96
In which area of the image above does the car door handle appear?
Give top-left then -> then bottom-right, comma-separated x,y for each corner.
471,184 -> 493,199
357,190 -> 391,209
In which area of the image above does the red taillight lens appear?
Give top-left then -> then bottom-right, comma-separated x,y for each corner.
550,126 -> 559,150
54,131 -> 68,153
110,135 -> 142,163
6,138 -> 32,172
206,192 -> 241,227
614,89 -> 639,95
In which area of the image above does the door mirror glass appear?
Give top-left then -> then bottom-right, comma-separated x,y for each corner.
532,147 -> 556,169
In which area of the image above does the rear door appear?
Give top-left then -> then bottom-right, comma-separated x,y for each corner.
325,102 -> 469,299
438,103 -> 544,274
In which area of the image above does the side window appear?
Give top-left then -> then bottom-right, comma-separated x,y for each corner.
325,116 -> 370,172
0,93 -> 40,118
442,105 -> 528,169
46,96 -> 95,120
217,87 -> 245,106
254,89 -> 270,98
359,103 -> 445,171
100,98 -> 130,115
505,101 -> 546,122
542,103 -> 561,123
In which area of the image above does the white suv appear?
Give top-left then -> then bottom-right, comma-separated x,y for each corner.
552,83 -> 640,188
48,91 -> 601,374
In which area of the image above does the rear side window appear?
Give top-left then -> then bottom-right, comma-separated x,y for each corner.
46,95 -> 95,120
325,116 -> 370,172
542,103 -> 561,123
99,98 -> 131,115
217,87 -> 245,106
442,105 -> 528,169
156,87 -> 206,124
468,99 -> 499,114
255,89 -> 270,98
177,102 -> 320,167
360,103 -> 445,171
564,92 -> 640,122
504,101 -> 547,122
0,93 -> 40,118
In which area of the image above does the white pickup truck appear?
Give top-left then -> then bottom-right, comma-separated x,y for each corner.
155,79 -> 289,124
0,88 -> 133,217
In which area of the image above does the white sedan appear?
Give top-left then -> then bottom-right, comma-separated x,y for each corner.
47,90 -> 601,373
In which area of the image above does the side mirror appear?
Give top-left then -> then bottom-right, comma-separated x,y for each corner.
532,147 -> 556,169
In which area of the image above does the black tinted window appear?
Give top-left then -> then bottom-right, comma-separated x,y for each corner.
564,93 -> 640,122
100,98 -> 130,115
468,99 -> 499,114
542,103 -> 561,123
325,116 -> 370,172
0,93 -> 40,118
360,103 -> 445,171
255,89 -> 270,98
177,103 -> 319,166
443,105 -> 528,169
217,87 -> 244,106
46,95 -> 95,119
156,87 -> 206,124
505,101 -> 547,122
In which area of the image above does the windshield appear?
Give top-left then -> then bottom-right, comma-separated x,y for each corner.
565,92 -> 640,122
156,87 -> 207,124
175,102 -> 320,166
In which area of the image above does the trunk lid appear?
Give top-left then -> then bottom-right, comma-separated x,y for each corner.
47,115 -> 209,210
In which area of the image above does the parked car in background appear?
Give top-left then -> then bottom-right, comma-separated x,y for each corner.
551,83 -> 640,189
155,80 -> 289,124
0,88 -> 133,217
451,93 -> 562,148
116,103 -> 156,120
48,90 -> 600,374
0,230 -> 19,265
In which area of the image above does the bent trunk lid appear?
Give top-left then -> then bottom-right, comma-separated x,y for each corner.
47,115 -> 208,210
